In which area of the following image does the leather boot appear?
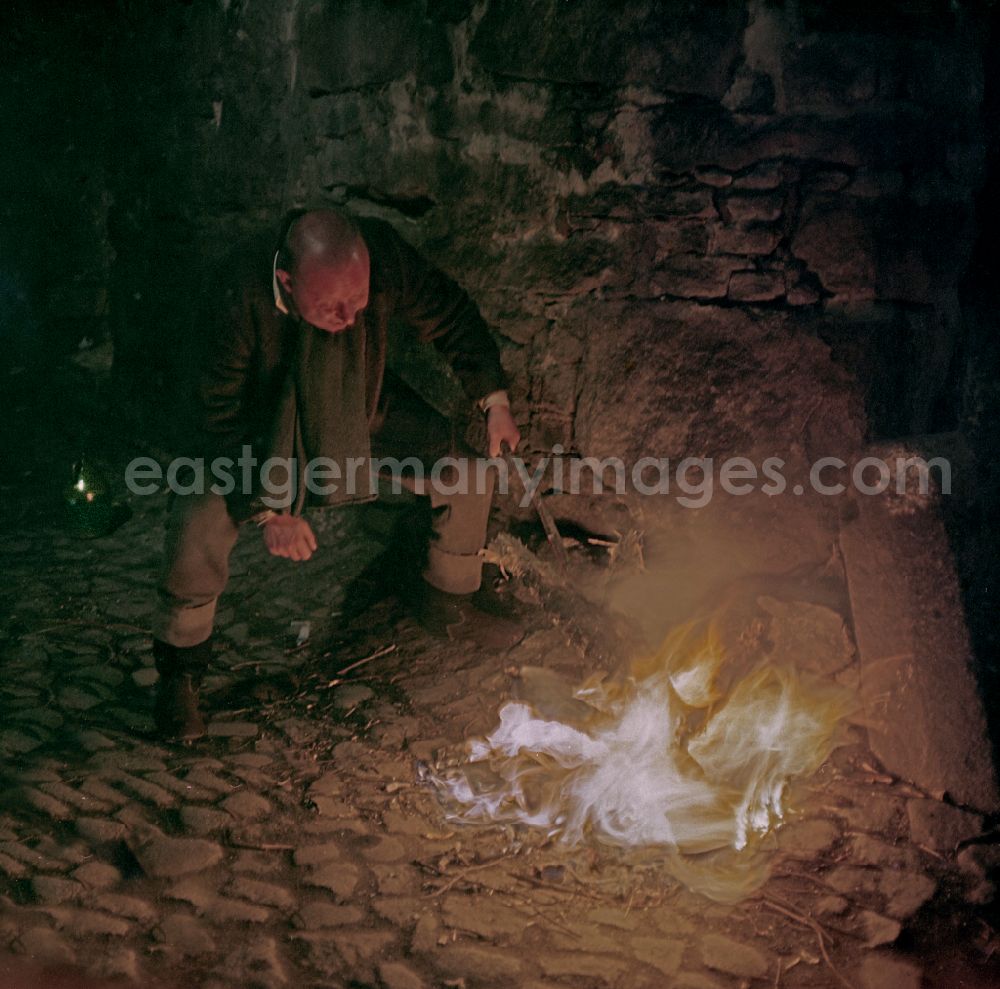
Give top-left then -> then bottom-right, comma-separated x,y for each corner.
152,638 -> 211,741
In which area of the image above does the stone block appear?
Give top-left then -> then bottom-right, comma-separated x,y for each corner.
16,927 -> 75,967
371,896 -> 424,926
91,894 -> 158,926
31,877 -> 84,906
629,935 -> 685,976
309,927 -> 395,968
759,597 -> 855,677
709,223 -> 781,256
201,897 -> 271,925
849,834 -> 919,871
44,907 -> 131,938
838,492 -> 999,813
815,895 -> 849,917
221,937 -> 288,988
723,192 -> 784,224
378,960 -> 427,989
694,166 -> 733,188
860,911 -> 902,947
699,933 -> 770,979
130,833 -> 224,879
294,902 -> 365,930
157,913 -> 216,955
654,255 -> 743,299
179,806 -> 233,835
653,219 -> 712,260
0,853 -> 26,879
776,818 -> 841,856
227,877 -> 297,911
78,779 -> 130,807
728,269 -> 785,302
733,162 -> 793,190
109,772 -> 176,808
537,951 -> 626,980
75,817 -> 126,844
220,790 -> 272,819
89,946 -> 141,982
72,861 -> 121,890
293,842 -> 344,867
17,787 -> 71,821
440,894 -> 527,939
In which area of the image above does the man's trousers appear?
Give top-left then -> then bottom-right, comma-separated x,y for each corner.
152,378 -> 495,649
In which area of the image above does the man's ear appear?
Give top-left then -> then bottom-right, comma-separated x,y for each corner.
275,269 -> 293,294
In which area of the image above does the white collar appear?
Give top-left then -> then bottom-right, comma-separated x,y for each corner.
272,251 -> 289,315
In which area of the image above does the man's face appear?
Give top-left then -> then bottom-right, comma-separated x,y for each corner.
277,251 -> 370,333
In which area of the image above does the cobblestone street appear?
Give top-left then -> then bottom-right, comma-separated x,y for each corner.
0,439 -> 996,989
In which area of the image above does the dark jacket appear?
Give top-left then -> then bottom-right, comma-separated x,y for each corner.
194,216 -> 507,462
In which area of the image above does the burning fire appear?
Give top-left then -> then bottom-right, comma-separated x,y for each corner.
431,601 -> 851,900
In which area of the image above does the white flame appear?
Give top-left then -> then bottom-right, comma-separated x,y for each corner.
431,610 -> 850,900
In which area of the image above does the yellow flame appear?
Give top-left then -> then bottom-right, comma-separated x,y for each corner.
431,601 -> 851,901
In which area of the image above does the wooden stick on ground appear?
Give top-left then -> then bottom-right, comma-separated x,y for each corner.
504,451 -> 569,572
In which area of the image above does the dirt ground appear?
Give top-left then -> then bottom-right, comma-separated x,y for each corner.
0,442 -> 998,989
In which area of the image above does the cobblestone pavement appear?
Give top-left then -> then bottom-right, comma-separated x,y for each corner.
0,473 -> 997,989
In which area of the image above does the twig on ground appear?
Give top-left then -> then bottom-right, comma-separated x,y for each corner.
512,872 -> 606,901
333,643 -> 397,677
523,902 -> 579,939
23,619 -> 150,637
423,852 -> 522,897
759,895 -> 856,989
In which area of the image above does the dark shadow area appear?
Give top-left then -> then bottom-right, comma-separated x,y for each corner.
952,4 -> 1000,771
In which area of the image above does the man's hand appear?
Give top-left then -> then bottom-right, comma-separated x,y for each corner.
487,404 -> 521,457
262,514 -> 317,561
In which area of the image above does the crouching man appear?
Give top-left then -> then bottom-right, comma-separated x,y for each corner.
151,208 -> 522,741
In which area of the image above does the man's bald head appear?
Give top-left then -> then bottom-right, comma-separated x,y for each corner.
275,209 -> 370,334
283,209 -> 366,273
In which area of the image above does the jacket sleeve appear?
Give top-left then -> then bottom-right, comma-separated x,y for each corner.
193,277 -> 258,459
376,221 -> 508,405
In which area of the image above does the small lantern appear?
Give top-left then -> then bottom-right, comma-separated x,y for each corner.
64,457 -> 115,538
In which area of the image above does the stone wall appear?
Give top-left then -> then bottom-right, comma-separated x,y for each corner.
4,0 -> 992,465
